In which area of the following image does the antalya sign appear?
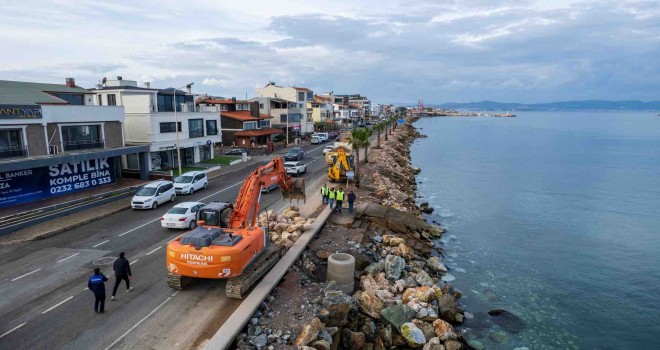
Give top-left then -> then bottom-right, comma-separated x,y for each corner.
0,105 -> 43,119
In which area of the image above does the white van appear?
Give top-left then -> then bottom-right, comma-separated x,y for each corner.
174,171 -> 208,194
132,180 -> 176,209
311,135 -> 321,144
317,133 -> 329,142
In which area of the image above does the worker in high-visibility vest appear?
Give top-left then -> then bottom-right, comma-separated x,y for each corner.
328,188 -> 336,209
335,188 -> 345,213
321,184 -> 329,205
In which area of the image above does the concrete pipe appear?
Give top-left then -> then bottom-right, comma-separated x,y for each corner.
327,253 -> 355,295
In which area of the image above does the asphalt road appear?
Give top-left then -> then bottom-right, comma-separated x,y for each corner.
0,143 -> 330,350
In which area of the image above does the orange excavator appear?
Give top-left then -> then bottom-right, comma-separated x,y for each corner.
165,157 -> 305,298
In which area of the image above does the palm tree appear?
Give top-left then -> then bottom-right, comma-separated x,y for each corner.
348,127 -> 371,185
384,120 -> 389,141
373,122 -> 384,149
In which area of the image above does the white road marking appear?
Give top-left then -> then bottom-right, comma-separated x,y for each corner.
11,268 -> 41,282
118,219 -> 160,237
92,240 -> 109,248
103,292 -> 178,350
0,322 -> 27,339
41,296 -> 74,314
57,252 -> 80,263
199,181 -> 243,201
129,259 -> 139,265
145,246 -> 161,255
84,287 -> 89,291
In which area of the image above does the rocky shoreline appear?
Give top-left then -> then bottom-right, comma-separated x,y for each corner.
231,116 -> 472,350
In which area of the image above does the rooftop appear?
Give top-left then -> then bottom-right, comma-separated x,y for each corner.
0,79 -> 91,105
221,111 -> 272,121
234,128 -> 282,137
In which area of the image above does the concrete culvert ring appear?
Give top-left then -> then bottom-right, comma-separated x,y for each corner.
93,257 -> 117,266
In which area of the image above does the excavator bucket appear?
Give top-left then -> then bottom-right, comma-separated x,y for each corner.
282,178 -> 306,202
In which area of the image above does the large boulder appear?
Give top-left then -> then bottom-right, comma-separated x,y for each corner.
355,290 -> 384,319
294,317 -> 324,346
364,261 -> 385,276
310,339 -> 331,350
360,275 -> 380,294
487,309 -> 526,333
443,340 -> 463,350
412,320 -> 437,340
400,322 -> 426,348
342,329 -> 366,350
403,286 -> 435,304
385,255 -> 405,280
380,305 -> 416,331
322,290 -> 354,327
423,337 -> 445,350
398,243 -> 415,260
437,294 -> 458,322
432,319 -> 456,341
426,257 -> 447,273
414,270 -> 434,287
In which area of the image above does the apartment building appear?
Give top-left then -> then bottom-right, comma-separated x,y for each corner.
309,95 -> 334,123
92,78 -> 222,171
254,83 -> 315,133
0,78 -> 149,208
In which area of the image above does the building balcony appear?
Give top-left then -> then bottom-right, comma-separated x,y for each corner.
0,146 -> 28,159
62,139 -> 105,152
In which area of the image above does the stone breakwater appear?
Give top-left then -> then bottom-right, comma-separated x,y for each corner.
232,117 -> 469,350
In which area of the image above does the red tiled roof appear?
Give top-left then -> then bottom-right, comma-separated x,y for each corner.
314,95 -> 331,103
197,99 -> 250,104
235,128 -> 282,137
222,111 -> 272,121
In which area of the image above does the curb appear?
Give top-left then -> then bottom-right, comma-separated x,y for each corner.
33,203 -> 132,241
204,206 -> 333,350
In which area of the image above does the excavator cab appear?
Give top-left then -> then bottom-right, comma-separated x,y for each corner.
197,202 -> 234,228
281,178 -> 306,203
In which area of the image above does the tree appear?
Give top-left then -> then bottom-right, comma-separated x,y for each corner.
348,127 -> 371,185
373,122 -> 384,149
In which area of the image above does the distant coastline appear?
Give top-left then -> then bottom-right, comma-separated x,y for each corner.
403,100 -> 660,112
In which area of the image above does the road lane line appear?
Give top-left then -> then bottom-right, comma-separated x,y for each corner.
145,246 -> 161,255
118,219 -> 160,237
103,293 -> 177,350
57,252 -> 80,263
11,268 -> 41,281
93,240 -> 109,248
129,259 -> 139,265
41,296 -> 74,314
199,181 -> 243,201
0,322 -> 27,339
84,287 -> 89,291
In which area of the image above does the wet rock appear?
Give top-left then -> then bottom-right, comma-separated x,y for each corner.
443,340 -> 463,350
415,270 -> 434,287
403,286 -> 435,304
437,294 -> 458,322
385,255 -> 405,280
412,319 -> 436,340
483,288 -> 497,302
250,317 -> 259,326
490,330 -> 508,344
310,339 -> 331,350
466,339 -> 484,350
377,325 -> 393,348
250,334 -> 268,348
342,329 -> 367,350
294,317 -> 323,346
323,290 -> 353,326
423,337 -> 445,350
426,257 -> 447,273
455,313 -> 464,324
381,304 -> 416,331
355,290 -> 384,319
364,261 -> 385,276
400,322 -> 426,347
432,319 -> 456,340
487,309 -> 526,333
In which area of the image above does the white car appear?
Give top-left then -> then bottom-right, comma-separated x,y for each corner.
285,161 -> 306,176
132,180 -> 176,209
323,145 -> 334,154
174,171 -> 208,194
160,202 -> 205,230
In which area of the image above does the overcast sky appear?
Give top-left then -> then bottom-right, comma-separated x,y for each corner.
1,0 -> 658,104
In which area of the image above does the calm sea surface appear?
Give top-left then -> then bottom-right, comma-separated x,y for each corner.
410,112 -> 660,349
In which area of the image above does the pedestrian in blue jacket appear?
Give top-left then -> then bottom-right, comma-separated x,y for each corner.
88,267 -> 108,313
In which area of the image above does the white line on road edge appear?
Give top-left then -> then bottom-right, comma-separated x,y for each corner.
145,246 -> 161,255
57,252 -> 80,263
0,322 -> 27,339
92,240 -> 109,248
83,287 -> 89,291
118,219 -> 160,237
41,296 -> 74,314
129,259 -> 139,265
199,181 -> 243,201
11,268 -> 41,282
103,292 -> 178,350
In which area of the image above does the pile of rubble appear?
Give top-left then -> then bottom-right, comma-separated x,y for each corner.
258,206 -> 315,249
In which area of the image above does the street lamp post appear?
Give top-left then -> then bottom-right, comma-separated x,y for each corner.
173,82 -> 194,176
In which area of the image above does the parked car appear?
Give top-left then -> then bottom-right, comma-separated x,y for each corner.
174,171 -> 208,195
132,180 -> 176,209
284,148 -> 304,161
323,145 -> 334,154
285,161 -> 307,176
311,135 -> 321,144
160,202 -> 205,230
316,133 -> 329,142
225,148 -> 250,156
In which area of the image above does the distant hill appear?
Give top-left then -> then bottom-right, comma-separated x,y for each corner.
429,100 -> 660,111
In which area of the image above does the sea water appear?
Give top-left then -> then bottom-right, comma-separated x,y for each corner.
411,112 -> 660,349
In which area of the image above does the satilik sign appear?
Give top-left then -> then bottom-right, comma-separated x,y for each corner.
0,105 -> 43,119
0,157 -> 115,208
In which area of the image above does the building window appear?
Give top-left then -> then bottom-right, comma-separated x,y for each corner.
52,93 -> 85,105
259,120 -> 270,128
157,93 -> 191,112
188,119 -> 204,138
61,125 -> 103,151
98,95 -> 103,106
160,122 -> 182,133
298,91 -> 305,101
107,94 -> 117,106
243,121 -> 257,130
259,103 -> 264,109
280,114 -> 302,123
220,104 -> 228,111
0,129 -> 26,158
206,120 -> 218,135
126,154 -> 139,170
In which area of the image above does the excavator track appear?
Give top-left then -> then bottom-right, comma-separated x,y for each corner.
225,244 -> 283,299
167,273 -> 194,290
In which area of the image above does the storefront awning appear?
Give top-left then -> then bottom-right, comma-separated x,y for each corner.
235,128 -> 282,137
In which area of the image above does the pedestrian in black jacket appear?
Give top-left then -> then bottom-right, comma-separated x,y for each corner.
111,252 -> 133,300
88,267 -> 108,313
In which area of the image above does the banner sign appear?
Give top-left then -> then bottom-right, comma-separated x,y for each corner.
397,118 -> 404,125
0,157 -> 115,208
0,105 -> 43,119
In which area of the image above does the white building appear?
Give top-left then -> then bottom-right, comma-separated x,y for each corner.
255,83 -> 315,133
93,77 -> 222,172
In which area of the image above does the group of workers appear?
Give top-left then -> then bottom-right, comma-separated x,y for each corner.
321,184 -> 356,213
